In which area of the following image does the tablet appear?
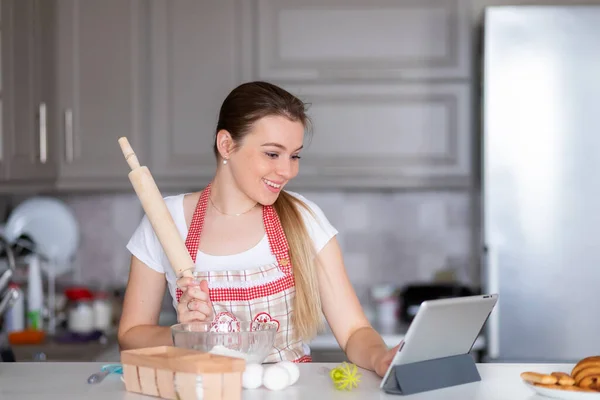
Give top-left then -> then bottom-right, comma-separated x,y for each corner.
379,294 -> 498,391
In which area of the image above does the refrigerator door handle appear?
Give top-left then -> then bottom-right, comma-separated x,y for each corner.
486,244 -> 500,359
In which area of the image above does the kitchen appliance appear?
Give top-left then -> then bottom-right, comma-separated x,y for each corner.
481,6 -> 600,363
3,196 -> 80,335
399,284 -> 476,324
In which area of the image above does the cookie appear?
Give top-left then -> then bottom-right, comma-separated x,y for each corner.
534,383 -> 598,392
521,372 -> 558,385
551,372 -> 575,386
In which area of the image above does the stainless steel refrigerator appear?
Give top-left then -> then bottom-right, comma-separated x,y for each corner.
481,6 -> 600,363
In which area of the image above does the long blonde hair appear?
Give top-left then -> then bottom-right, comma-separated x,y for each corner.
213,81 -> 322,341
274,191 -> 323,341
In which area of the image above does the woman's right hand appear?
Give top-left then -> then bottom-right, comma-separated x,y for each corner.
176,277 -> 213,323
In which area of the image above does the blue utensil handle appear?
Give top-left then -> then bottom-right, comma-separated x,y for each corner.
101,364 -> 123,374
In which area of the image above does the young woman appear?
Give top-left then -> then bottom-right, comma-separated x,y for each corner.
117,81 -> 400,377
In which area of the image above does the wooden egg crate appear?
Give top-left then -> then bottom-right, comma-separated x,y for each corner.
121,346 -> 246,400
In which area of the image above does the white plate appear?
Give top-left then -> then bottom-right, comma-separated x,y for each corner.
525,382 -> 600,399
3,197 -> 79,269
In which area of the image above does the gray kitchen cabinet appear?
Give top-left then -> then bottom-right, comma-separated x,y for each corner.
148,0 -> 249,189
0,0 -> 58,190
0,0 -> 9,183
1,0 -> 147,192
53,0 -> 148,190
149,0 -> 473,190
11,334 -> 119,362
1,0 -> 474,191
286,82 -> 473,189
253,0 -> 472,83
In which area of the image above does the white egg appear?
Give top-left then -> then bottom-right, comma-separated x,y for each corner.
276,361 -> 300,385
262,365 -> 290,391
242,363 -> 264,389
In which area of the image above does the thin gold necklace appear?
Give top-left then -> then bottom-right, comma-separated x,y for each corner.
209,196 -> 257,217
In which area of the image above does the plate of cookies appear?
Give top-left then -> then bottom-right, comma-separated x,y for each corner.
521,356 -> 600,399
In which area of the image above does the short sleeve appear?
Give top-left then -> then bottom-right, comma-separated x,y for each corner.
126,214 -> 166,274
125,194 -> 187,274
287,191 -> 338,254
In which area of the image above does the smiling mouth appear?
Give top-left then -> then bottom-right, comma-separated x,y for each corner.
263,178 -> 283,189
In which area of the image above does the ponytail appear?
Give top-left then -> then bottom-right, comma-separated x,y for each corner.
273,192 -> 323,341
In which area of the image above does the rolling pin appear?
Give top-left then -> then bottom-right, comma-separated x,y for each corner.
118,137 -> 194,279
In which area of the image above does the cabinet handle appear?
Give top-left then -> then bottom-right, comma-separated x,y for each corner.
485,245 -> 500,360
65,109 -> 74,163
39,103 -> 47,164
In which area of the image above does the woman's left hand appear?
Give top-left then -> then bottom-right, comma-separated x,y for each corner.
373,341 -> 403,377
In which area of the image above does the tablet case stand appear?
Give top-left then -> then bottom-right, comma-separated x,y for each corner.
382,353 -> 481,396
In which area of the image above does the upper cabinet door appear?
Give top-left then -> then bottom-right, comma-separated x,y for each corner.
149,0 -> 249,189
254,0 -> 472,82
285,83 -> 472,189
1,0 -> 58,184
55,0 -> 147,189
0,0 -> 9,182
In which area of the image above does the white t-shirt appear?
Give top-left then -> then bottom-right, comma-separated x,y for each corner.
126,191 -> 338,309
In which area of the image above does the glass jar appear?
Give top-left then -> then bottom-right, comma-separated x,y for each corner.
64,287 -> 95,334
93,291 -> 112,332
370,285 -> 399,329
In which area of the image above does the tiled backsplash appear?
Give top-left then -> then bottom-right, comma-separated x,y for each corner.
4,189 -> 479,301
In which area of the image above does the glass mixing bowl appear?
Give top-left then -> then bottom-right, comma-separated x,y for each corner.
171,321 -> 277,364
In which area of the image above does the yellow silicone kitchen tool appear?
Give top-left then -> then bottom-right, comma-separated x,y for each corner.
330,362 -> 361,391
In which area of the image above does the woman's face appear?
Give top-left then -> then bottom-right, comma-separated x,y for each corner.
228,115 -> 304,205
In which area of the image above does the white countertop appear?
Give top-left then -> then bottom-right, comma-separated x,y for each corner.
0,361 -> 574,399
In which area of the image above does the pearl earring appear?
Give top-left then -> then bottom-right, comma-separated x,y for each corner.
223,159 -> 228,165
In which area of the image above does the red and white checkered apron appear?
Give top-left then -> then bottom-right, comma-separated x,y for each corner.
175,184 -> 311,363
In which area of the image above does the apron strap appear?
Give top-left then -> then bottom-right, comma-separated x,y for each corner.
185,186 -> 210,264
263,205 -> 293,275
175,185 -> 210,302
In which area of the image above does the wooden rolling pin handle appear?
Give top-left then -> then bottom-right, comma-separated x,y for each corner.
118,136 -> 195,281
129,168 -> 195,278
118,137 -> 141,170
